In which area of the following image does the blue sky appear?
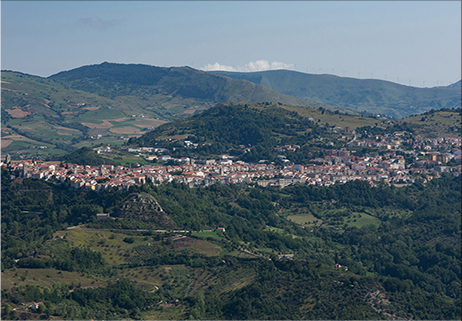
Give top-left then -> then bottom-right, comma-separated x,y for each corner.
1,1 -> 460,87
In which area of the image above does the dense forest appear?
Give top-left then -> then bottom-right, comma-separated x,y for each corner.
1,166 -> 460,320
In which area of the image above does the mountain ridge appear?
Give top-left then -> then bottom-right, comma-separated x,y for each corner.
209,69 -> 461,119
48,62 -> 333,113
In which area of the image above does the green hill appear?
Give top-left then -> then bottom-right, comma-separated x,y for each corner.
129,102 -> 367,163
210,70 -> 461,119
128,102 -> 460,164
2,65 -> 459,160
394,108 -> 461,138
121,102 -> 462,166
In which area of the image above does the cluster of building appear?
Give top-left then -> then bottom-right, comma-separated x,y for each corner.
3,136 -> 460,190
345,132 -> 460,152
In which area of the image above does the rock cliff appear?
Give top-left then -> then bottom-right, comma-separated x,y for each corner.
114,193 -> 177,228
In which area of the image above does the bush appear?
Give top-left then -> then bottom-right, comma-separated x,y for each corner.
123,237 -> 135,244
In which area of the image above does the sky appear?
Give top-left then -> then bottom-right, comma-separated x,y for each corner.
1,1 -> 461,88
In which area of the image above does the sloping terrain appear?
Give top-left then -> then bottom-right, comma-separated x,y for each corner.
2,64 -> 460,160
2,64 -> 353,159
393,108 -> 461,138
48,62 -> 331,114
129,102 -> 343,163
1,71 -> 167,158
128,103 -> 460,164
444,80 -> 461,89
113,193 -> 177,228
1,168 -> 460,320
210,70 -> 461,119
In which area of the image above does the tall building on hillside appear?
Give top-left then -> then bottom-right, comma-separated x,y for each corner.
22,163 -> 28,177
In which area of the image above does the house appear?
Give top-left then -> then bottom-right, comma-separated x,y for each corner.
277,254 -> 294,260
94,146 -> 111,154
145,155 -> 158,161
335,263 -> 348,271
29,302 -> 44,310
219,160 -> 232,166
96,213 -> 111,220
133,175 -> 146,184
216,227 -> 226,233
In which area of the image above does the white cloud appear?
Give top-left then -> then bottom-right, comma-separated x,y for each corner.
202,62 -> 237,72
202,60 -> 295,72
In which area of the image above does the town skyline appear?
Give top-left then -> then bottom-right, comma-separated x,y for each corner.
5,132 -> 460,191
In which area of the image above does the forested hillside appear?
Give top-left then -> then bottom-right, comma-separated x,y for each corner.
129,102 -> 335,163
1,166 -> 460,320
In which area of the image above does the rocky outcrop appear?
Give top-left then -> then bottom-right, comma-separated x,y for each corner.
114,193 -> 177,228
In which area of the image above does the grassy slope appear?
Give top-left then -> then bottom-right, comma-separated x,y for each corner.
130,102 -> 374,146
394,109 -> 461,138
1,225 -> 259,320
256,103 -> 381,128
2,65 -> 352,158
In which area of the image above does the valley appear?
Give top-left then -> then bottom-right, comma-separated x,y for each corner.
1,63 -> 461,320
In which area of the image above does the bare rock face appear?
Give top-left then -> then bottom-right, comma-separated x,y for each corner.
114,193 -> 177,228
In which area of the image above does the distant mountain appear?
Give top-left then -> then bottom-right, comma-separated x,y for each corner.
49,62 -> 352,118
2,63 -> 459,160
209,70 -> 461,119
